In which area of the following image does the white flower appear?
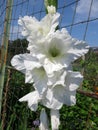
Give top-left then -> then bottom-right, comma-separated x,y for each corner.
19,91 -> 40,111
51,109 -> 60,130
11,53 -> 48,94
29,28 -> 89,76
39,109 -> 49,130
14,55 -> 83,109
52,71 -> 83,106
11,53 -> 69,95
18,88 -> 62,111
42,70 -> 83,108
11,5 -> 90,130
18,9 -> 60,44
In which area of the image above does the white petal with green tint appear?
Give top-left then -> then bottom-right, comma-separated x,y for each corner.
18,10 -> 60,45
19,91 -> 40,111
31,67 -> 48,94
29,28 -> 89,77
11,53 -> 48,94
24,58 -> 42,83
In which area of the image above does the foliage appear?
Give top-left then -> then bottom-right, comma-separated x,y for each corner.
60,94 -> 98,130
73,48 -> 98,91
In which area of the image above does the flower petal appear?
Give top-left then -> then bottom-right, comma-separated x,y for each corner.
24,58 -> 42,84
31,67 -> 48,95
47,68 -> 65,86
11,53 -> 39,74
52,85 -> 76,106
43,58 -> 64,76
39,109 -> 49,130
51,109 -> 60,130
63,90 -> 76,106
25,70 -> 34,83
11,54 -> 28,74
68,40 -> 89,61
52,70 -> 83,106
19,91 -> 40,111
65,71 -> 83,91
18,11 -> 60,45
24,58 -> 41,71
41,88 -> 63,110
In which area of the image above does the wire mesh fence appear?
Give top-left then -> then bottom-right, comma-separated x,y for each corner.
0,0 -> 98,130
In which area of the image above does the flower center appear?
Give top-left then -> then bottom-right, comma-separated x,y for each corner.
38,27 -> 43,34
49,46 -> 60,57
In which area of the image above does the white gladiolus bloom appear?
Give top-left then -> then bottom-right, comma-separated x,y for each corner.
52,71 -> 83,106
18,7 -> 60,44
18,70 -> 83,110
29,28 -> 89,76
11,5 -> 89,130
11,53 -> 48,94
18,70 -> 83,129
11,53 -> 69,95
51,109 -> 60,130
42,70 -> 83,108
39,109 -> 49,130
19,87 -> 63,111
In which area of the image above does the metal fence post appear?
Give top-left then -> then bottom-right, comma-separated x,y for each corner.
0,0 -> 13,117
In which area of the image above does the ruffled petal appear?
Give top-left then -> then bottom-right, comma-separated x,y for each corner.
24,58 -> 41,70
18,11 -> 60,45
41,88 -> 63,110
11,53 -> 44,84
65,71 -> 83,91
68,40 -> 89,61
47,68 -> 65,86
24,58 -> 43,84
11,54 -> 27,74
19,91 -> 40,111
52,70 -> 83,106
18,16 -> 39,37
31,67 -> 48,95
43,58 -> 64,76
